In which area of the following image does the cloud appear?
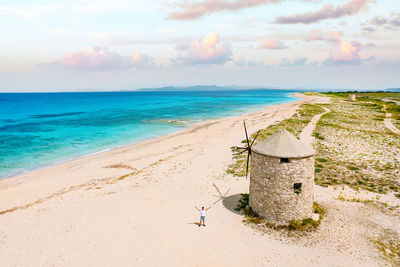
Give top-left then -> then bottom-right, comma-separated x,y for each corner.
304,29 -> 342,42
275,0 -> 373,24
370,13 -> 400,29
278,57 -> 307,67
323,40 -> 364,65
362,26 -> 376,32
172,33 -> 232,65
234,57 -> 265,67
260,40 -> 286,49
55,47 -> 152,70
0,5 -> 52,19
167,0 -> 283,20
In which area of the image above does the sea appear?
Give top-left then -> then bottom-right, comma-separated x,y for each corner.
0,89 -> 298,179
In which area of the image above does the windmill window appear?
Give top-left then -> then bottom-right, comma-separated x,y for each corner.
280,158 -> 290,163
294,183 -> 302,194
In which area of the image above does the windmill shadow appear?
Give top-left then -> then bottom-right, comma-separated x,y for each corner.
212,184 -> 244,215
212,183 -> 230,205
222,194 -> 244,215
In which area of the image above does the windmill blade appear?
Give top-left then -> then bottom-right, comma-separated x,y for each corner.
250,130 -> 260,148
243,121 -> 250,148
245,152 -> 250,179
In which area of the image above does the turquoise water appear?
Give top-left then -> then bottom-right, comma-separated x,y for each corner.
0,90 -> 298,179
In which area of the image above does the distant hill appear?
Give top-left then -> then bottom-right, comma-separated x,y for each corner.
384,88 -> 400,92
135,85 -> 294,92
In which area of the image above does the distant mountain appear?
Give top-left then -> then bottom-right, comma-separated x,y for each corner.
384,88 -> 400,92
135,85 -> 292,92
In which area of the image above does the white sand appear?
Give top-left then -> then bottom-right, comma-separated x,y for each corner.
0,94 -> 387,266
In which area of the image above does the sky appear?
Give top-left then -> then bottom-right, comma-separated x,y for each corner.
0,0 -> 399,92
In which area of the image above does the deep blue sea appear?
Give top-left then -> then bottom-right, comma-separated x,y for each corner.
0,90 -> 298,179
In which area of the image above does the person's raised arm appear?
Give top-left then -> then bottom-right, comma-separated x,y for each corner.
206,206 -> 211,211
195,206 -> 200,211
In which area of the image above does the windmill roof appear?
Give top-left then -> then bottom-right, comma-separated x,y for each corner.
252,129 -> 315,158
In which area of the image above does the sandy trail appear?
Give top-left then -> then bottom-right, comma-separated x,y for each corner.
382,104 -> 400,135
0,94 -> 382,266
299,106 -> 330,146
384,118 -> 400,134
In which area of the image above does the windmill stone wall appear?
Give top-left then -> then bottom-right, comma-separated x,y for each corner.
249,130 -> 315,225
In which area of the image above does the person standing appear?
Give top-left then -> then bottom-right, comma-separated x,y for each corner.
195,206 -> 211,227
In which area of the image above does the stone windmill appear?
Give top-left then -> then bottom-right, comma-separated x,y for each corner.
238,125 -> 315,225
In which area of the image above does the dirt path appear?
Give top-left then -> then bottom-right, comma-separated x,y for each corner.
384,118 -> 400,134
300,106 -> 331,146
382,98 -> 400,105
382,104 -> 400,135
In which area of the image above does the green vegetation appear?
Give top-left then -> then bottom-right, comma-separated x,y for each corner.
371,233 -> 400,266
314,92 -> 400,193
313,201 -> 325,216
235,193 -> 257,217
227,103 -> 325,176
288,202 -> 325,231
288,218 -> 319,231
236,194 -> 325,231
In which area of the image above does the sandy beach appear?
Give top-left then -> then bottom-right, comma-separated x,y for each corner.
0,94 -> 393,266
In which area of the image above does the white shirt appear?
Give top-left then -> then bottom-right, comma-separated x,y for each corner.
200,209 -> 206,216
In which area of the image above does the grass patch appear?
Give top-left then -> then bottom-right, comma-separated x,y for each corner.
236,193 -> 325,231
346,165 -> 360,171
288,218 -> 319,231
371,235 -> 400,266
288,202 -> 325,231
314,132 -> 324,140
235,193 -> 258,217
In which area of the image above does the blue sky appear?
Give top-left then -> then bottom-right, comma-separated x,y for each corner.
0,0 -> 399,91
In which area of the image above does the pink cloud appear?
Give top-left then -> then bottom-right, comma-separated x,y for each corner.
58,47 -> 152,70
333,40 -> 361,62
305,29 -> 342,42
324,40 -> 365,65
167,0 -> 283,20
173,33 -> 232,65
276,0 -> 373,24
260,40 -> 286,49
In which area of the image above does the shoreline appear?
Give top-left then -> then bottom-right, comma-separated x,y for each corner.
0,94 -> 298,182
0,94 -> 299,184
